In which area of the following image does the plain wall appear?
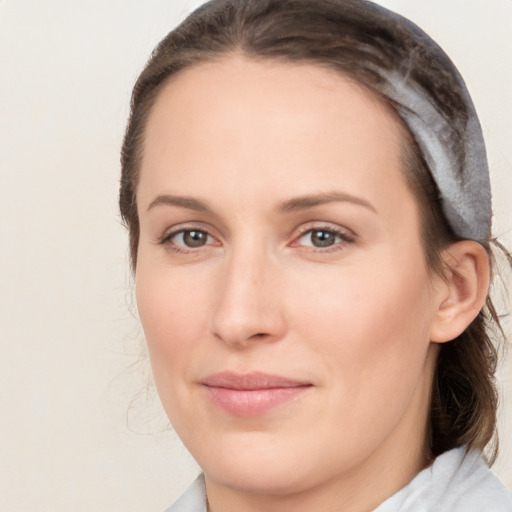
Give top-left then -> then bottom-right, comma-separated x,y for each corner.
0,1 -> 510,510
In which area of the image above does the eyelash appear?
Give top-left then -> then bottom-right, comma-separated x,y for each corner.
158,224 -> 356,255
158,226 -> 217,255
292,225 -> 356,254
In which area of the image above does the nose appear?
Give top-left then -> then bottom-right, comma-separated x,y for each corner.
209,245 -> 287,348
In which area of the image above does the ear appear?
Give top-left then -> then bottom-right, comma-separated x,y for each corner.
429,240 -> 490,343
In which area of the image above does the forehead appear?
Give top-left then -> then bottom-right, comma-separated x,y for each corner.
145,54 -> 406,148
138,55 -> 413,216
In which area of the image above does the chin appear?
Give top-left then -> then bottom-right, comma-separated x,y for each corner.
192,429 -> 335,496
206,459 -> 311,495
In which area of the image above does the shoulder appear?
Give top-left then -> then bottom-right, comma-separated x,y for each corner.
375,447 -> 512,512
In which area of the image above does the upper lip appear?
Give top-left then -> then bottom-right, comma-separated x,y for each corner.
201,371 -> 311,390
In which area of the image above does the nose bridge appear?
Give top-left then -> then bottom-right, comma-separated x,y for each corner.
210,236 -> 285,346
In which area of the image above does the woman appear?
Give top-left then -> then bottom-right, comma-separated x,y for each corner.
119,0 -> 512,510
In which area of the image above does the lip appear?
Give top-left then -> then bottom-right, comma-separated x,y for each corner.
201,371 -> 312,417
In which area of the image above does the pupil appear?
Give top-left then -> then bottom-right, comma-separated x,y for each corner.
184,230 -> 207,247
311,230 -> 335,247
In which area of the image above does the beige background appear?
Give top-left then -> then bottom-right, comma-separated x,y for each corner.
0,1 -> 510,510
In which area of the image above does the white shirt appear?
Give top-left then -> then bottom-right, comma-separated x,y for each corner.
165,447 -> 512,511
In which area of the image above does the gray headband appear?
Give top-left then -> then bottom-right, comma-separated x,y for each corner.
369,5 -> 491,243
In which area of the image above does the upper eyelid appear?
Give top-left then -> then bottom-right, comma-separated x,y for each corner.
293,221 -> 356,238
160,222 -> 220,240
169,228 -> 213,240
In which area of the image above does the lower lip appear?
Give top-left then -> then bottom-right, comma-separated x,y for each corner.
203,386 -> 311,416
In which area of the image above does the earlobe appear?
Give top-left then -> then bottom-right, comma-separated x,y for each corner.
429,241 -> 490,343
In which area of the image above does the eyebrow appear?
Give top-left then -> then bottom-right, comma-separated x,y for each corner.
146,191 -> 377,215
147,195 -> 213,213
278,191 -> 377,214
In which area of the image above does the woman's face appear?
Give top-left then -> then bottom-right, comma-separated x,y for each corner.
135,56 -> 444,499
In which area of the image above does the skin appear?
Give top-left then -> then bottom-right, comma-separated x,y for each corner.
134,56 -> 487,511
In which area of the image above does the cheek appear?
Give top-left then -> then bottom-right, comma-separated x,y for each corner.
290,253 -> 434,391
135,264 -> 210,384
288,262 -> 435,461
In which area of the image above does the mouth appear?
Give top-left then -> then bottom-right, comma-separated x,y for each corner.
201,371 -> 313,417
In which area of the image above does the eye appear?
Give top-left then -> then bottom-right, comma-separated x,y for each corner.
302,229 -> 340,248
174,229 -> 210,248
160,228 -> 217,252
294,226 -> 355,251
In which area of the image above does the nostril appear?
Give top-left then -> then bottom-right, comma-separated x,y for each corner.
246,332 -> 270,342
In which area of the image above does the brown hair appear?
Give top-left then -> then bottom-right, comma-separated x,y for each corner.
120,0 -> 503,462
